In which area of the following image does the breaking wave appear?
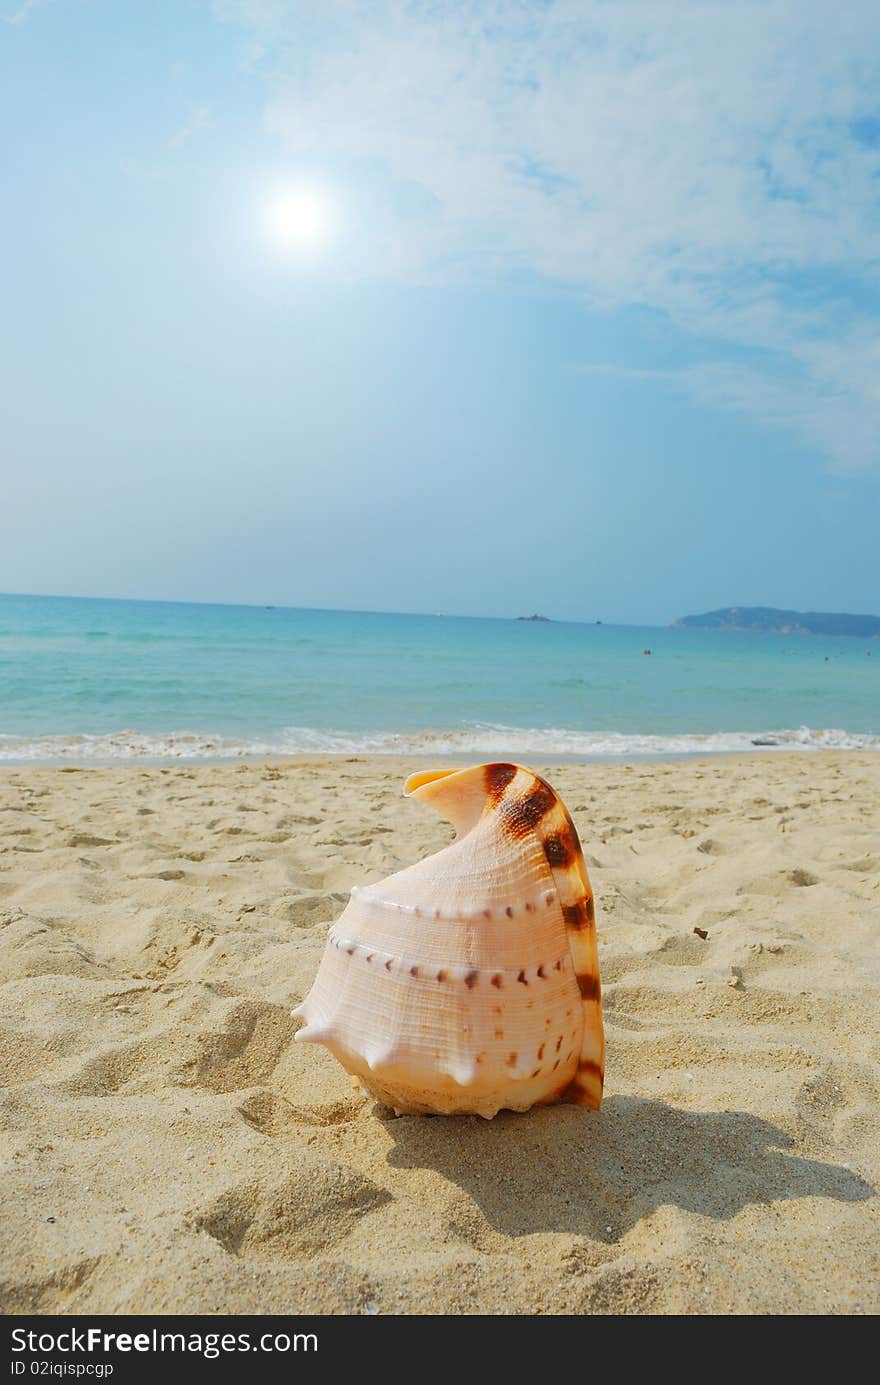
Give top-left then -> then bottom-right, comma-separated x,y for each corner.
1,723 -> 878,762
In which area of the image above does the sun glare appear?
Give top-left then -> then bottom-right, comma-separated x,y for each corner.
262,186 -> 334,254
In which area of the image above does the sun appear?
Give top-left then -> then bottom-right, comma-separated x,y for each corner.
262,186 -> 333,254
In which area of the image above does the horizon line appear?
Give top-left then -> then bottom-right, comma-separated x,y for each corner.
3,590 -> 875,628
0,589 -> 667,629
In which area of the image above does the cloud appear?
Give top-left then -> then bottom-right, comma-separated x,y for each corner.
217,0 -> 880,470
169,104 -> 213,149
582,353 -> 880,472
4,0 -> 43,24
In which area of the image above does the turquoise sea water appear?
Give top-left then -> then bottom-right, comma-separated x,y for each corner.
0,593 -> 878,761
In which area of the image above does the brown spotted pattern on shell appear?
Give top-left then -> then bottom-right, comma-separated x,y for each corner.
293,763 -> 604,1118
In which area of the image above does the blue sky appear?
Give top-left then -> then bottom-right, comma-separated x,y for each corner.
2,0 -> 879,624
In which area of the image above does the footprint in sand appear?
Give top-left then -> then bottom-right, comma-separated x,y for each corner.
789,869 -> 819,887
194,1160 -> 391,1261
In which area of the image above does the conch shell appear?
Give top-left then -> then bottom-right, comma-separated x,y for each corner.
294,763 -> 604,1118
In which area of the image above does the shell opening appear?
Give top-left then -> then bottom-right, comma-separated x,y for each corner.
403,768 -> 464,796
402,764 -> 492,834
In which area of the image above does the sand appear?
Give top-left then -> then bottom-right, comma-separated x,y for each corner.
0,752 -> 877,1316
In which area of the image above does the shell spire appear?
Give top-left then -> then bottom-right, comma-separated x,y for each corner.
294,762 -> 604,1117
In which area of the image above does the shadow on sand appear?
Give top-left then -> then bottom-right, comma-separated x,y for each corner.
381,1095 -> 874,1240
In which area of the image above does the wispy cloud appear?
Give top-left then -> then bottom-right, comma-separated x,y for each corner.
582,353 -> 880,472
169,104 -> 213,150
218,0 -> 880,471
3,0 -> 43,25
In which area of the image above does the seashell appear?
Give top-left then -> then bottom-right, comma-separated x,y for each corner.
293,763 -> 604,1118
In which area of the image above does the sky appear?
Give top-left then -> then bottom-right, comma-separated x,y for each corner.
2,0 -> 879,625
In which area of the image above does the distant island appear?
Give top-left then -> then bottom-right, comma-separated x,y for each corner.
674,606 -> 880,638
517,613 -> 551,622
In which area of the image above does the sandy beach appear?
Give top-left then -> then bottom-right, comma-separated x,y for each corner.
0,752 -> 877,1315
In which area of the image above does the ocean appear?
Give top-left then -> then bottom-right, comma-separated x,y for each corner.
1,592 -> 878,762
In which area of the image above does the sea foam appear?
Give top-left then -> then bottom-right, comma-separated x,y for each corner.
1,723 -> 877,762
